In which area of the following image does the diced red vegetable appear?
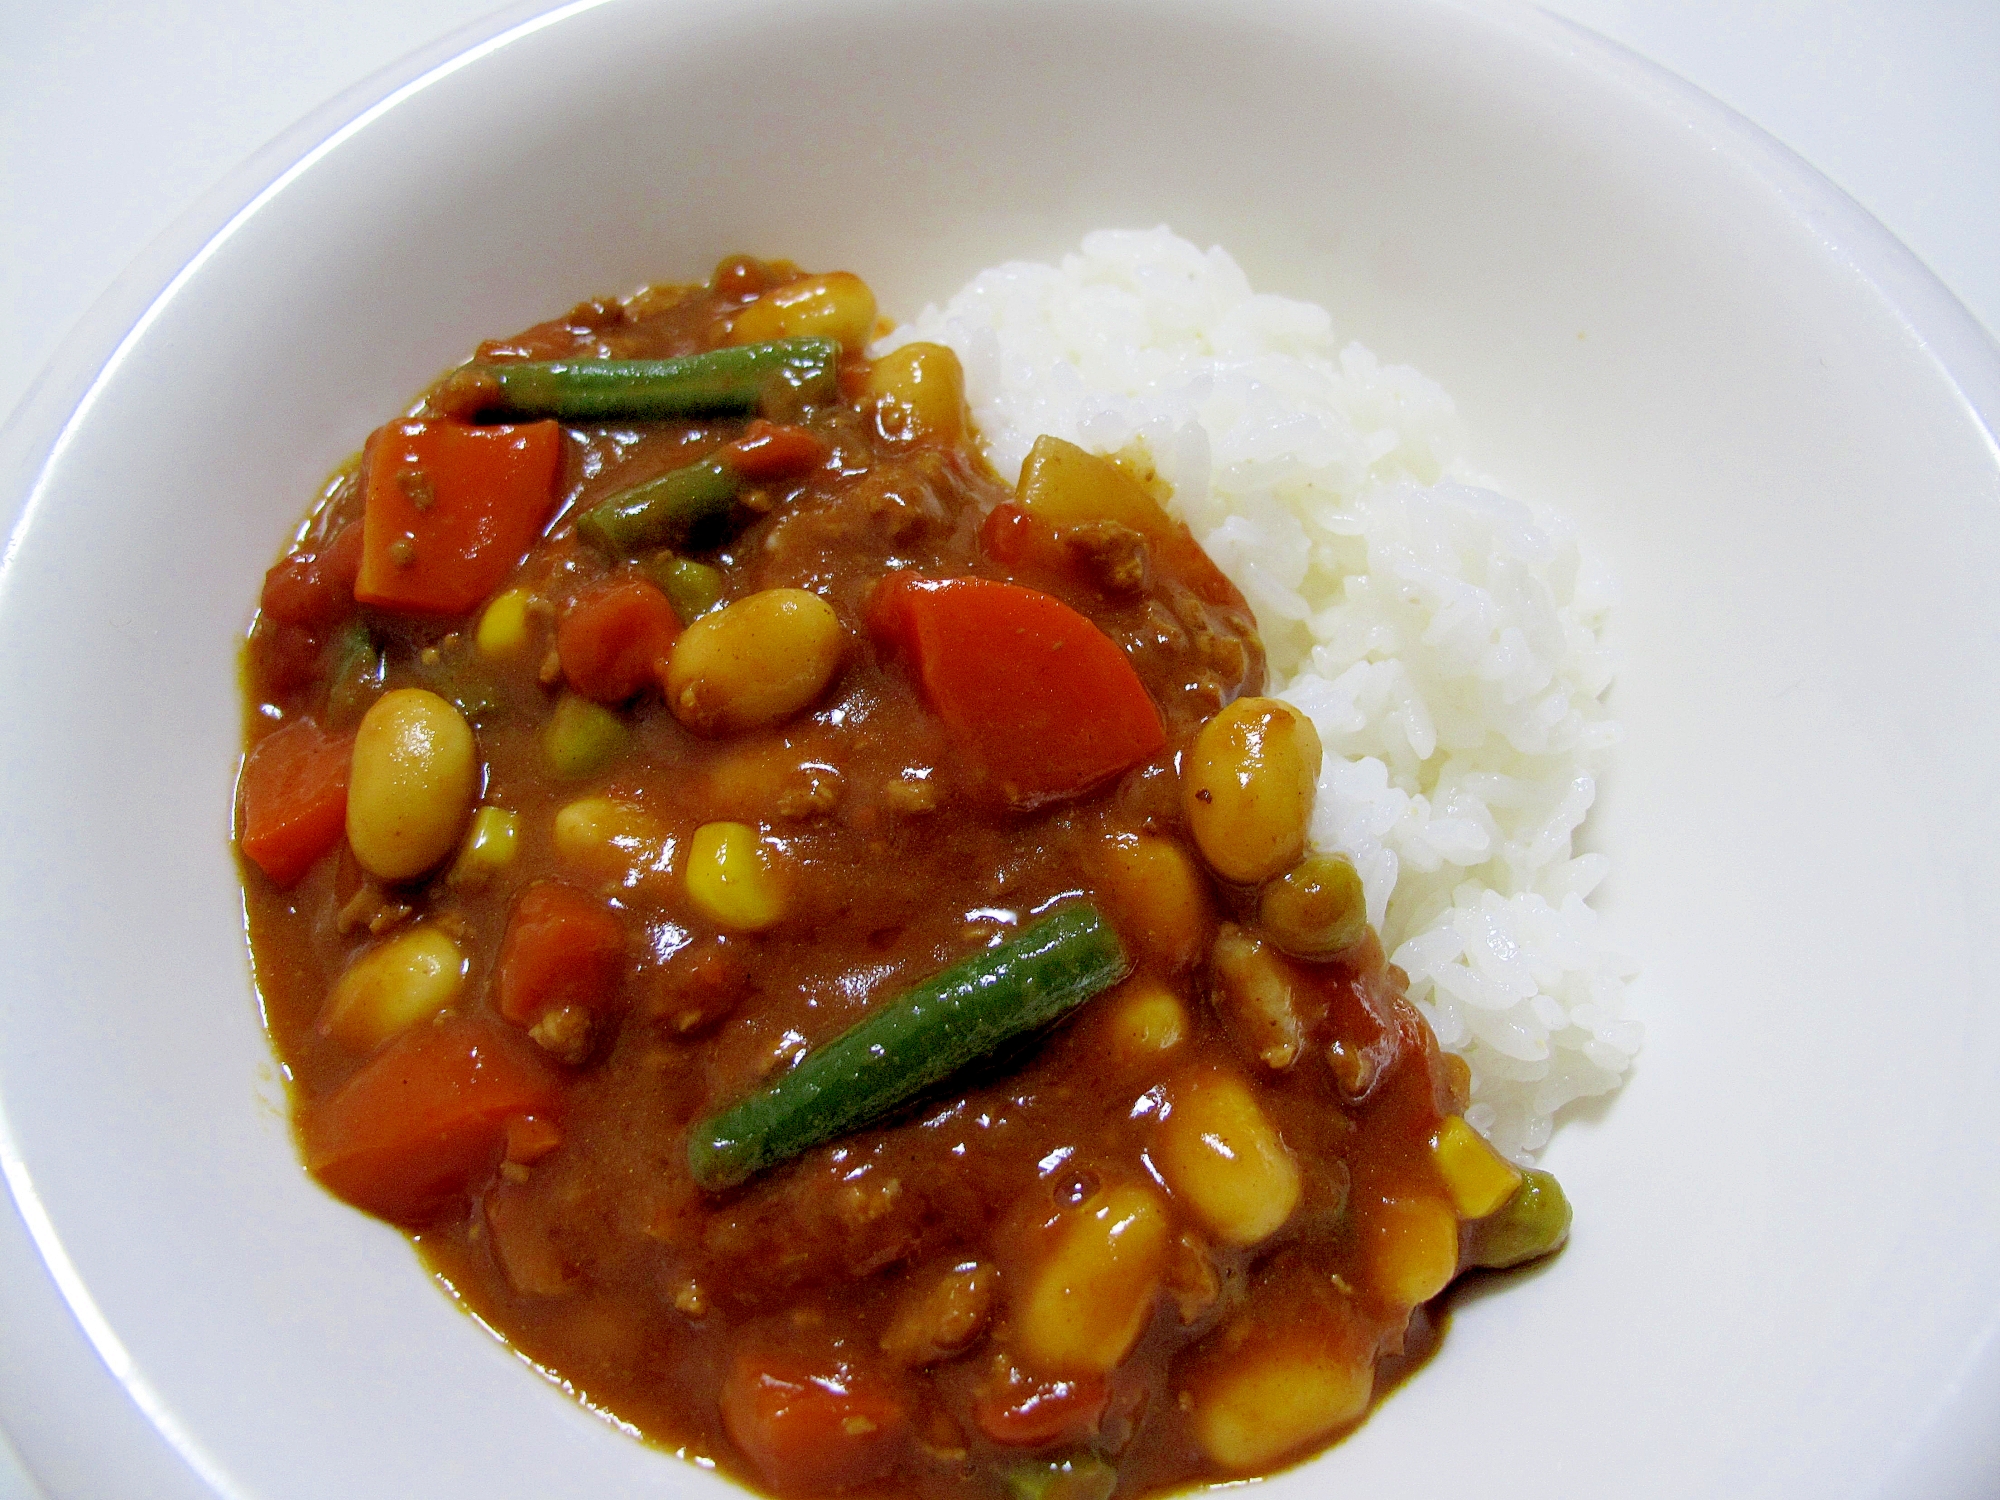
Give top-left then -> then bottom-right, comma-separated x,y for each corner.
977,501 -> 1068,573
971,1359 -> 1110,1446
238,718 -> 354,886
868,575 -> 1166,807
300,1015 -> 560,1225
720,1351 -> 907,1493
557,578 -> 681,703
496,882 -> 627,1026
727,419 -> 829,481
354,419 -> 563,614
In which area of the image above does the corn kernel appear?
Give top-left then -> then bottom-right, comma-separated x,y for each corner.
1016,1182 -> 1169,1376
1103,977 -> 1188,1064
686,821 -> 787,932
552,796 -> 673,887
1431,1115 -> 1523,1219
447,805 -> 519,888
1366,1196 -> 1459,1308
1094,834 -> 1210,970
476,588 -> 534,657
318,925 -> 466,1051
1155,1069 -> 1300,1247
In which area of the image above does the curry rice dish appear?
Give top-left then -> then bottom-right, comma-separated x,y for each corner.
237,250 -> 1591,1499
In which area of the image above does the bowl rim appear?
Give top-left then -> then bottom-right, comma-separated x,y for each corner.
3,0 -> 1999,1494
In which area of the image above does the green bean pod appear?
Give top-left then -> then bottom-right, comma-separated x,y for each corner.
577,456 -> 739,555
470,338 -> 840,421
689,904 -> 1131,1190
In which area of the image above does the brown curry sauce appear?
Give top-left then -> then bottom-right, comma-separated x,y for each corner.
240,258 -> 1543,1500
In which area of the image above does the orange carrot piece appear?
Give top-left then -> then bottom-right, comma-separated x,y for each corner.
300,1015 -> 560,1225
238,719 -> 354,886
354,419 -> 563,614
556,578 -> 681,703
495,882 -> 627,1026
868,575 -> 1165,807
720,1351 -> 907,1493
978,501 -> 1068,573
726,419 -> 829,481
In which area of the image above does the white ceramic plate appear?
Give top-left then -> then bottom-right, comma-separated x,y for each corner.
4,0 -> 1998,1495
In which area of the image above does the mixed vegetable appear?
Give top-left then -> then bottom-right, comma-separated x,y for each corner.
238,257 -> 1568,1499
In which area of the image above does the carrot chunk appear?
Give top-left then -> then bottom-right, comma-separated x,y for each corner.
238,718 -> 354,886
868,575 -> 1165,807
354,419 -> 563,614
720,1351 -> 907,1493
496,881 -> 627,1026
557,578 -> 681,703
300,1015 -> 560,1225
727,419 -> 829,481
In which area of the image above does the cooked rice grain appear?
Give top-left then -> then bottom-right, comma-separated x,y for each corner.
883,228 -> 1639,1159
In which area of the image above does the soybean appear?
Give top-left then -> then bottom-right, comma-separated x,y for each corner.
346,688 -> 477,881
666,588 -> 844,735
1181,696 -> 1322,885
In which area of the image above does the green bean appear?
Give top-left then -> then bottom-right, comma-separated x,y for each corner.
646,552 -> 727,624
1465,1167 -> 1571,1269
325,621 -> 384,727
577,457 -> 739,556
689,905 -> 1130,1190
468,339 -> 840,421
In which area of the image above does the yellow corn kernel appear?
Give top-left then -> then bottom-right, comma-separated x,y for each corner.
1094,833 -> 1210,970
686,821 -> 787,932
1103,977 -> 1188,1064
1431,1115 -> 1523,1219
475,588 -> 534,658
864,342 -> 968,446
1367,1196 -> 1460,1308
447,806 -> 519,888
1155,1069 -> 1300,1247
552,796 -> 673,887
318,925 -> 466,1051
1191,1330 -> 1374,1470
1015,1182 -> 1169,1376
729,271 -> 877,353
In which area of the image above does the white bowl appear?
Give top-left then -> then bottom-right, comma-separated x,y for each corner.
4,0 -> 1999,1495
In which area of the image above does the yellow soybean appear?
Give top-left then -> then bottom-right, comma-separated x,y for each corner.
1156,1069 -> 1301,1247
666,588 -> 844,736
1015,1183 -> 1169,1376
1181,697 -> 1322,885
346,688 -> 477,881
318,925 -> 466,1051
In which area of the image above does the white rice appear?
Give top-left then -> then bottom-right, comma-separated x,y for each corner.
881,228 -> 1640,1160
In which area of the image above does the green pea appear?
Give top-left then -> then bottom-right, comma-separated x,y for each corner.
542,693 -> 628,780
1466,1167 -> 1571,1269
1257,852 -> 1367,959
1004,1456 -> 1116,1500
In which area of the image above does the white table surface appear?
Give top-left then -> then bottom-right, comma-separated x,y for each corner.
2,1 -> 1996,1495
